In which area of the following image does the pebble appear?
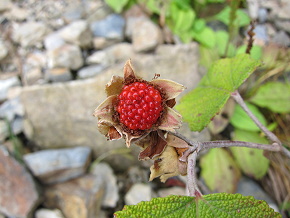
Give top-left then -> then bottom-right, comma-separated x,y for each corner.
13,22 -> 50,48
47,44 -> 84,70
272,30 -> 290,47
275,20 -> 290,34
253,24 -> 268,45
45,68 -> 72,83
77,64 -> 106,79
0,40 -> 8,61
90,162 -> 119,207
132,18 -> 163,52
157,187 -> 186,198
258,8 -> 268,23
23,146 -> 92,184
0,76 -> 20,102
44,32 -> 66,51
35,208 -> 64,218
44,174 -> 105,218
0,0 -> 11,11
125,183 -> 152,205
63,4 -> 85,23
59,20 -> 93,48
0,120 -> 9,142
6,5 -> 29,21
92,37 -> 117,50
0,97 -> 24,121
90,14 -> 125,41
11,116 -> 23,135
23,66 -> 43,85
0,146 -> 41,217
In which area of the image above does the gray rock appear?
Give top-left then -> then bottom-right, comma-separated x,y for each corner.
272,31 -> 290,47
237,177 -> 278,211
90,14 -> 125,41
6,5 -> 29,21
86,1 -> 112,24
12,116 -> 23,135
158,187 -> 186,198
13,22 -> 50,47
0,146 -> 41,217
0,76 -> 21,102
46,68 -> 72,83
90,162 -> 119,207
125,183 -> 152,205
35,208 -> 64,218
59,20 -> 93,48
44,174 -> 104,218
246,0 -> 259,20
132,18 -> 163,52
77,65 -> 106,79
23,66 -> 43,85
92,37 -> 118,50
0,40 -> 8,61
253,24 -> 268,45
0,97 -> 24,121
275,20 -> 290,34
258,8 -> 268,23
0,0 -> 11,11
44,32 -> 65,51
23,147 -> 92,184
261,0 -> 290,20
0,120 -> 8,142
63,4 -> 85,23
47,44 -> 84,70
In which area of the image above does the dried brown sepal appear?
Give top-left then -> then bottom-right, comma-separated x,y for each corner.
108,126 -> 122,140
123,59 -> 136,83
105,76 -> 124,97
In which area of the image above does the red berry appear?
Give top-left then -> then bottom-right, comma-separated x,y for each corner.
117,82 -> 162,130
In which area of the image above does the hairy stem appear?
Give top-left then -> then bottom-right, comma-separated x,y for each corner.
187,152 -> 202,197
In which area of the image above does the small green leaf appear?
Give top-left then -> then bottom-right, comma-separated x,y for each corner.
230,102 -> 267,131
170,2 -> 195,33
230,129 -> 270,179
236,45 -> 262,60
201,148 -> 241,193
193,27 -> 216,48
193,19 -> 206,33
215,31 -> 236,57
250,82 -> 290,113
114,194 -> 281,217
177,54 -> 261,131
104,0 -> 129,13
215,7 -> 250,27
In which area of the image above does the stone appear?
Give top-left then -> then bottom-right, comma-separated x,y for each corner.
0,97 -> 24,121
0,0 -> 11,11
92,37 -> 117,50
77,65 -> 106,79
132,18 -> 163,52
7,5 -> 29,21
253,24 -> 268,46
261,0 -> 290,20
59,20 -> 93,48
35,208 -> 64,218
272,31 -> 290,47
47,44 -> 84,70
275,20 -> 290,34
0,146 -> 41,217
157,187 -> 186,198
90,14 -> 125,41
86,1 -> 112,24
13,22 -> 50,47
0,120 -> 8,142
12,116 -> 23,135
0,40 -> 8,61
0,76 -> 21,102
44,174 -> 104,218
125,183 -> 152,205
246,0 -> 259,20
90,162 -> 119,207
258,8 -> 268,23
46,68 -> 72,82
44,32 -> 65,51
23,147 -> 92,184
63,4 -> 85,23
23,66 -> 43,85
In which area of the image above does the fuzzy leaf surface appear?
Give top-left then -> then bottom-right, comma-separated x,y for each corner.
177,54 -> 261,131
250,82 -> 290,113
230,129 -> 270,179
114,194 -> 281,217
200,148 -> 241,193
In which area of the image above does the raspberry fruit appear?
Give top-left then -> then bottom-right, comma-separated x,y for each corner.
117,82 -> 163,130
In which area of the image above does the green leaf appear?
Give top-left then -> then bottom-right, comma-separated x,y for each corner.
230,129 -> 270,179
236,45 -> 262,60
114,194 -> 281,217
193,19 -> 206,33
201,148 -> 241,193
199,45 -> 219,68
170,2 -> 195,33
215,31 -> 236,57
250,82 -> 290,113
230,102 -> 267,131
193,27 -> 216,48
104,0 -> 129,13
176,54 -> 261,131
215,7 -> 250,27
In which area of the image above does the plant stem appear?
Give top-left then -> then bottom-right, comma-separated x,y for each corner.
187,151 -> 202,197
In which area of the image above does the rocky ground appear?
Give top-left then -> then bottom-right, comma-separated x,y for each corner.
0,0 -> 289,217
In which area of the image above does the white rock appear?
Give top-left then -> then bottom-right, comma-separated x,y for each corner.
0,76 -> 20,102
59,20 -> 92,48
13,22 -> 50,47
46,68 -> 72,83
47,44 -> 84,70
125,183 -> 152,205
86,50 -> 111,65
35,208 -> 64,218
92,37 -> 117,50
0,40 -> 8,61
132,18 -> 163,52
90,162 -> 119,207
44,32 -> 65,51
0,98 -> 24,121
6,6 -> 29,21
12,116 -> 23,135
77,65 -> 106,79
0,0 -> 12,11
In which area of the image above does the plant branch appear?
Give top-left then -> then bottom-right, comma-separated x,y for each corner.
187,151 -> 202,197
